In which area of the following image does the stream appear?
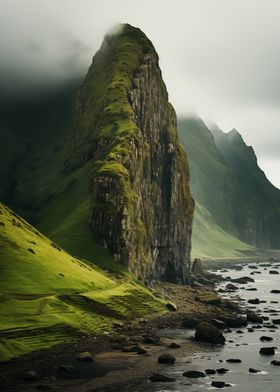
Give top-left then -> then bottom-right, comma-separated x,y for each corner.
133,262 -> 280,391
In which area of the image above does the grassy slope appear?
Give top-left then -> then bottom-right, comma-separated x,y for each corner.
0,203 -> 167,362
192,203 -> 255,258
178,117 -> 254,258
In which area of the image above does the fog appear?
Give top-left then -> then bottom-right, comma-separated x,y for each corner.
0,0 -> 279,187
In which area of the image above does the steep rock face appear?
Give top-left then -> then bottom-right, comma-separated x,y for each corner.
71,25 -> 194,282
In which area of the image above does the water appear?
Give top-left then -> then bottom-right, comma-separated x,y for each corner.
133,262 -> 280,391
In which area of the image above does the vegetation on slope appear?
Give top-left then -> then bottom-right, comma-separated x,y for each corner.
0,203 -> 167,362
178,117 -> 255,258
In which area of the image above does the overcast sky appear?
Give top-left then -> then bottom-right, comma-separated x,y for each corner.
0,0 -> 279,188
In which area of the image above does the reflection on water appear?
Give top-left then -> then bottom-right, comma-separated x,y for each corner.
131,263 -> 280,391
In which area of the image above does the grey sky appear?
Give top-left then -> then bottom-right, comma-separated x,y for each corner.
0,0 -> 279,187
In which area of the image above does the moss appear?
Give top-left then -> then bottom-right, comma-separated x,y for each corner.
0,202 -> 167,362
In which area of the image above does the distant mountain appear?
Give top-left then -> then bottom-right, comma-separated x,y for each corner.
178,117 -> 280,257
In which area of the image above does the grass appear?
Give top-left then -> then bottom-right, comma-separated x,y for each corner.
192,202 -> 255,258
0,203 -> 167,362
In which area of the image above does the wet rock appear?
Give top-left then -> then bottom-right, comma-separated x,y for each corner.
269,270 -> 279,274
223,317 -> 247,328
23,370 -> 39,380
211,319 -> 226,329
76,352 -> 93,362
271,290 -> 280,294
260,336 -> 273,341
195,322 -> 226,345
248,265 -> 258,269
149,373 -> 175,382
248,328 -> 254,332
226,358 -> 242,363
259,347 -> 275,355
249,368 -> 260,373
183,370 -> 206,378
111,335 -> 129,345
143,334 -> 161,345
136,345 -> 148,354
247,310 -> 263,323
271,360 -> 280,366
205,369 -> 216,375
272,319 -> 280,325
212,381 -> 230,388
225,283 -> 238,291
182,318 -> 197,328
158,353 -> 176,364
170,342 -> 181,349
232,276 -> 254,284
216,368 -> 229,374
248,298 -> 260,304
246,288 -> 257,291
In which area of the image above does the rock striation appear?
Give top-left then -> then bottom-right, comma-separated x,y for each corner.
71,24 -> 194,282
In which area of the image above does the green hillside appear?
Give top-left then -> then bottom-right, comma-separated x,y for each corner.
178,117 -> 255,258
0,203 -> 166,362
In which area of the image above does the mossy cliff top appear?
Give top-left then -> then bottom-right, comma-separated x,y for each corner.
70,24 -> 194,282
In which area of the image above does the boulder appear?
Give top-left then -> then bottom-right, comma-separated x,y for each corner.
195,322 -> 226,345
216,368 -> 229,374
247,310 -> 263,323
149,373 -> 175,382
248,298 -> 260,304
259,347 -> 275,355
211,319 -> 226,329
212,381 -> 227,388
271,290 -> 280,294
260,336 -> 273,341
232,276 -> 254,284
183,370 -> 206,378
205,369 -> 216,375
225,283 -> 238,291
249,368 -> 260,373
158,353 -> 176,364
182,318 -> 198,328
226,358 -> 242,363
170,342 -> 181,349
271,360 -> 280,366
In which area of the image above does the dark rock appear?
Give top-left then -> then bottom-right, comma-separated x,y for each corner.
149,373 -> 175,382
259,347 -> 275,355
216,368 -> 229,374
76,351 -> 93,362
246,288 -> 257,291
195,322 -> 226,345
249,368 -> 260,373
170,342 -> 181,349
182,318 -> 197,328
272,319 -> 280,325
211,319 -> 226,329
212,381 -> 227,388
183,370 -> 206,378
247,310 -> 263,323
232,276 -> 254,284
222,316 -> 247,328
136,345 -> 148,354
226,358 -> 242,363
205,369 -> 216,375
248,298 -> 260,304
271,360 -> 280,366
158,353 -> 176,364
225,283 -> 238,291
260,336 -> 273,341
271,290 -> 280,294
143,334 -> 160,345
269,270 -> 279,274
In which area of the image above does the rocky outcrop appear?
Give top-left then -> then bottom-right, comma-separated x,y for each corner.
71,24 -> 194,282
